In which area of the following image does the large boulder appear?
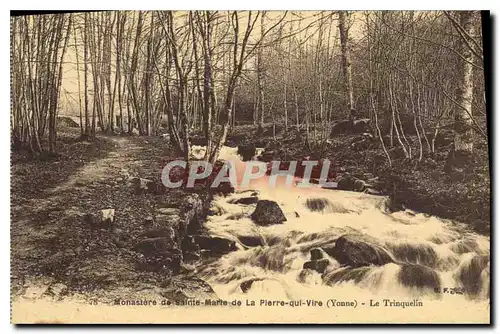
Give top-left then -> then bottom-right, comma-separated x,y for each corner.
325,234 -> 394,268
250,200 -> 287,226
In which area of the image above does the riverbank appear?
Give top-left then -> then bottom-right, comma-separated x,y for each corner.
11,128 -> 218,313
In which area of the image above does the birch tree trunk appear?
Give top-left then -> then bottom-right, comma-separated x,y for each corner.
453,11 -> 475,155
338,11 -> 355,121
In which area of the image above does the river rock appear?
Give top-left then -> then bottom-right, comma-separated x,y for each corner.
194,235 -> 237,255
208,204 -> 225,216
240,278 -> 267,293
183,250 -> 201,262
398,263 -> 441,291
303,259 -> 330,274
238,235 -> 264,247
310,248 -> 324,261
388,242 -> 438,268
136,252 -> 182,273
250,200 -> 287,226
323,267 -> 372,285
155,213 -> 184,233
181,235 -> 199,251
232,197 -> 259,205
325,234 -> 394,267
455,255 -> 489,295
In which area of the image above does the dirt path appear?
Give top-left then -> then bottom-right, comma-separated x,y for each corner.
45,136 -> 143,196
11,134 -> 201,314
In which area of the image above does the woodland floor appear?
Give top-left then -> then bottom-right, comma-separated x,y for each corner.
11,127 -> 212,304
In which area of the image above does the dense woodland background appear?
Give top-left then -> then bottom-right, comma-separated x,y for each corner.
11,11 -> 487,160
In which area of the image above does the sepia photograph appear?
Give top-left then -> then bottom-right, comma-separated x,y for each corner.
9,9 -> 491,324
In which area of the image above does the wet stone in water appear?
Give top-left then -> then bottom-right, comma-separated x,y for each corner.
194,235 -> 237,255
303,259 -> 330,274
326,234 -> 394,268
250,200 -> 287,226
398,263 -> 441,291
310,248 -> 324,261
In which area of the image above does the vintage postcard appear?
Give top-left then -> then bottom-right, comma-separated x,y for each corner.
10,10 -> 490,324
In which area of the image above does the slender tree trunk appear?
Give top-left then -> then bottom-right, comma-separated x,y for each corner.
338,11 -> 355,121
83,13 -> 90,137
73,20 -> 84,136
453,11 -> 475,155
257,11 -> 266,130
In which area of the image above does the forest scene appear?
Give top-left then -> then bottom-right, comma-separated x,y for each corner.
10,10 -> 490,324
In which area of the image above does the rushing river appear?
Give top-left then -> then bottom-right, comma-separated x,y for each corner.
191,146 -> 490,313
